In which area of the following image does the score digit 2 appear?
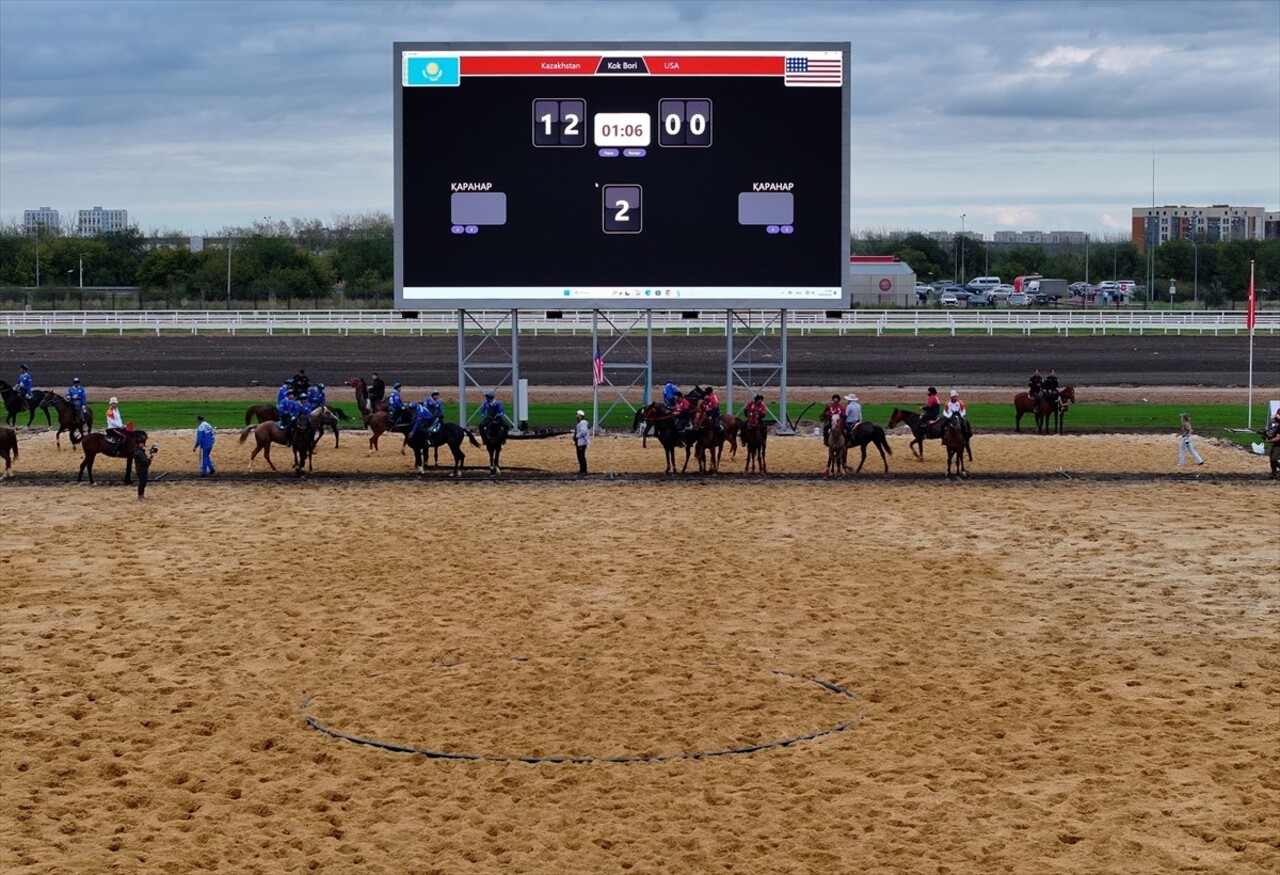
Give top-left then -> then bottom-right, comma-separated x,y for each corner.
602,185 -> 642,234
658,98 -> 712,147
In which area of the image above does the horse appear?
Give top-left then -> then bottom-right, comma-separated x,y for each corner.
77,428 -> 157,497
1014,386 -> 1076,434
942,415 -> 967,478
741,416 -> 768,475
361,410 -> 413,453
824,417 -> 847,477
0,381 -> 50,428
310,405 -> 348,449
633,402 -> 681,474
290,418 -> 315,477
39,392 -> 93,449
887,407 -> 970,462
0,426 -> 17,478
846,421 -> 893,474
680,409 -> 721,474
239,420 -> 313,472
345,377 -> 389,416
407,422 -> 480,477
478,418 -> 509,474
244,404 -> 278,425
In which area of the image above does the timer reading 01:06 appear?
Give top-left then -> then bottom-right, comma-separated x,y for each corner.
593,112 -> 651,148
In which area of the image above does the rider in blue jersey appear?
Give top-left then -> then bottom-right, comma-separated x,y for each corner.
277,380 -> 292,406
15,365 -> 33,399
479,392 -> 506,429
387,383 -> 405,425
66,377 -> 88,425
307,382 -> 326,409
663,381 -> 679,409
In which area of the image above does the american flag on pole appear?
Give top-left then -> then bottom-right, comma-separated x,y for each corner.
784,55 -> 843,87
1247,265 -> 1256,330
592,345 -> 605,385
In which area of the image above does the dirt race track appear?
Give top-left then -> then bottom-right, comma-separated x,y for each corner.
2,422 -> 1278,874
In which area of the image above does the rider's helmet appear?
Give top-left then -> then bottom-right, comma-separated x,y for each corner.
927,386 -> 937,395
485,391 -> 495,399
705,386 -> 714,394
431,390 -> 440,397
72,377 -> 80,383
317,382 -> 325,390
19,364 -> 28,371
392,382 -> 402,389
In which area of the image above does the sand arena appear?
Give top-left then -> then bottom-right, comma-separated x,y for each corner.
1,422 -> 1277,873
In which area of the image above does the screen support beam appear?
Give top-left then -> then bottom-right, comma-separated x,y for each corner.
457,309 -> 522,429
726,309 -> 792,435
591,309 -> 653,436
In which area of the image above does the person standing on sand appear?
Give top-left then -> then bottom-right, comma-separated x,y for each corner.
572,409 -> 591,476
194,414 -> 216,476
1178,412 -> 1205,466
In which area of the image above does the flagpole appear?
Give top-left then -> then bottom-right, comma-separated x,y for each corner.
1247,260 -> 1255,429
592,310 -> 600,436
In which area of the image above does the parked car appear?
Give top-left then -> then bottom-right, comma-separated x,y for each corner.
1033,293 -> 1060,306
939,291 -> 961,307
931,279 -> 957,291
915,283 -> 934,299
966,291 -> 994,306
965,276 -> 1002,292
989,283 -> 1015,299
1068,282 -> 1092,297
1007,293 -> 1031,306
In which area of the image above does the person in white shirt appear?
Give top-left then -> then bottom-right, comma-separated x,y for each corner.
105,396 -> 125,442
573,409 -> 591,476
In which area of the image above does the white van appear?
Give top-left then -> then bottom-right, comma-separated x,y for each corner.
966,276 -> 1001,291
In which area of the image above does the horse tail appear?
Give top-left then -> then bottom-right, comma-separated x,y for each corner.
878,427 -> 893,454
331,406 -> 350,421
464,428 -> 481,448
239,425 -> 255,444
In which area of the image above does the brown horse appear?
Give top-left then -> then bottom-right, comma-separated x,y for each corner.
346,377 -> 390,416
239,421 -> 315,472
77,428 -> 156,497
244,404 -> 278,425
681,409 -> 721,474
40,392 -> 93,449
825,417 -> 847,477
0,426 -> 17,478
0,381 -> 50,428
632,402 -> 681,474
942,416 -> 967,478
361,410 -> 412,453
741,416 -> 768,475
1014,386 -> 1075,434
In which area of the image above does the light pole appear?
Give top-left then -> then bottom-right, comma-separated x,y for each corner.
226,236 -> 233,309
1190,238 -> 1198,304
78,254 -> 85,289
956,214 -> 966,281
1084,233 -> 1090,284
34,224 -> 41,290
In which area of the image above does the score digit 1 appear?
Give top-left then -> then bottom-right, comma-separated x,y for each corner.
658,99 -> 711,147
533,98 -> 586,147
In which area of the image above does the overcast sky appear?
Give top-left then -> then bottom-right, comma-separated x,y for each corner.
1,0 -> 1276,239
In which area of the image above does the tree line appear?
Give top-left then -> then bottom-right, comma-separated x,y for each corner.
0,216 -> 1275,309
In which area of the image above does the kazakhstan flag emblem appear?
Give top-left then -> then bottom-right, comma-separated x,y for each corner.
405,56 -> 460,87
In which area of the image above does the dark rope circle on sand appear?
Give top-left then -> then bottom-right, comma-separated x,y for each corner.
301,667 -> 861,764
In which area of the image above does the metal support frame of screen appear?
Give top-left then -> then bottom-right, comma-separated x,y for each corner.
394,41 -> 850,310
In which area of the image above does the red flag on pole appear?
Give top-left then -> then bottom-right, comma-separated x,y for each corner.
592,345 -> 604,386
1247,265 -> 1256,330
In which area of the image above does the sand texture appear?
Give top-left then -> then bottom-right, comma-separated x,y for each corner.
2,427 -> 1278,874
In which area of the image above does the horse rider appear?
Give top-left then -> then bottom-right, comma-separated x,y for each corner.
368,372 -> 386,406
920,387 -> 942,430
292,369 -> 310,394
410,391 -> 444,439
672,391 -> 692,430
701,386 -> 723,433
66,377 -> 88,426
1267,408 -> 1280,441
307,382 -> 327,410
277,390 -> 303,439
821,393 -> 845,443
479,391 -> 508,431
1043,369 -> 1060,404
844,393 -> 863,435
277,379 -> 293,406
1028,369 -> 1043,402
743,394 -> 769,429
942,389 -> 971,439
15,364 -> 34,404
662,380 -> 680,409
105,396 -> 126,444
387,382 -> 405,425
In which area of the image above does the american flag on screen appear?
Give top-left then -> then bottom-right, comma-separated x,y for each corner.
592,345 -> 605,386
784,55 -> 843,87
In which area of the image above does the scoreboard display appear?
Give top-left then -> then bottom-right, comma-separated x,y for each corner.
393,42 -> 850,310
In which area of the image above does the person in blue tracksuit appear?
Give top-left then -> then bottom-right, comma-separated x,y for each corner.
277,380 -> 293,406
15,364 -> 33,400
66,377 -> 88,425
387,382 -> 404,425
663,380 -> 679,409
479,392 -> 506,429
193,415 -> 216,476
277,393 -> 302,436
307,383 -> 326,409
414,391 -> 443,434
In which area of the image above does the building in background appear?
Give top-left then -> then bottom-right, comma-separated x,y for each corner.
76,206 -> 129,236
23,207 -> 60,236
1131,204 -> 1271,251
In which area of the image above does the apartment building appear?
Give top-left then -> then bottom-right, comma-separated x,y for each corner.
76,206 -> 129,236
1131,204 -> 1270,251
23,207 -> 60,236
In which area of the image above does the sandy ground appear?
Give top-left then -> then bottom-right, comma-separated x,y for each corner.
1,427 -> 1278,874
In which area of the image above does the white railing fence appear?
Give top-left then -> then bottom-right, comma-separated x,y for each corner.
2,308 -> 1275,337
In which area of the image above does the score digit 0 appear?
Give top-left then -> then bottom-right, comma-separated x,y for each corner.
602,185 -> 642,234
658,99 -> 712,147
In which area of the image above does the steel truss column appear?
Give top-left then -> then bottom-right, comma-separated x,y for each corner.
590,308 -> 653,435
726,308 -> 792,434
456,308 -> 522,430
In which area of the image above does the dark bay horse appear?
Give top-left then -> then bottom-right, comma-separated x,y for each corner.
681,410 -> 722,474
0,381 -> 50,428
846,421 -> 893,474
78,428 -> 156,497
408,423 -> 480,476
887,408 -> 971,463
942,416 -> 967,478
479,418 -> 508,474
0,426 -> 17,478
290,419 -> 315,476
741,416 -> 768,475
40,392 -> 93,449
633,402 -> 680,474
